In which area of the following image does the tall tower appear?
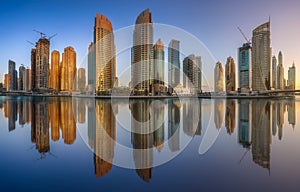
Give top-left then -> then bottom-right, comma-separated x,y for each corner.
50,50 -> 60,91
271,56 -> 277,89
225,56 -> 236,92
152,39 -> 164,94
35,38 -> 50,89
252,21 -> 271,91
277,51 -> 284,90
183,54 -> 202,92
77,68 -> 86,92
8,60 -> 16,91
93,13 -> 115,93
288,62 -> 296,90
61,46 -> 76,92
168,39 -> 180,90
31,48 -> 36,90
88,42 -> 95,93
18,65 -> 25,90
214,61 -> 224,93
131,9 -> 153,93
238,43 -> 252,92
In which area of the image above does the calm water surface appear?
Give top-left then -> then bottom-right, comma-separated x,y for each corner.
0,96 -> 300,191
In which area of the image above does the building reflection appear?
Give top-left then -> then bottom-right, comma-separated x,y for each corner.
130,99 -> 153,182
214,99 -> 225,130
238,100 -> 252,148
225,100 -> 236,135
183,99 -> 201,136
251,100 -> 271,171
1,96 -> 299,179
168,99 -> 181,152
87,100 -> 116,178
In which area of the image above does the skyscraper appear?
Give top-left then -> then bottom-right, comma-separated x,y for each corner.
61,46 -> 76,92
271,56 -> 277,89
183,54 -> 202,92
18,65 -> 25,90
288,62 -> 296,90
152,39 -> 165,95
8,60 -> 16,91
168,39 -> 180,90
92,13 -> 115,93
50,50 -> 60,91
35,37 -> 50,89
131,9 -> 153,93
23,68 -> 32,92
88,42 -> 95,93
225,56 -> 236,92
77,68 -> 86,92
238,43 -> 252,92
277,51 -> 284,90
31,48 -> 36,90
252,21 -> 271,91
214,61 -> 224,93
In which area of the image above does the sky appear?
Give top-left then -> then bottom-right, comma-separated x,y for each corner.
0,0 -> 300,88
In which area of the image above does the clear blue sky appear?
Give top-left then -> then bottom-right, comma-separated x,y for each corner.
1,0 -> 300,87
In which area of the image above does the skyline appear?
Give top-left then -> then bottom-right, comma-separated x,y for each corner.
1,0 -> 300,88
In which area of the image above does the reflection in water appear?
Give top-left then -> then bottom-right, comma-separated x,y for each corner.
238,100 -> 252,148
0,97 -> 298,180
130,99 -> 153,182
225,100 -> 236,135
168,99 -> 181,152
214,99 -> 225,129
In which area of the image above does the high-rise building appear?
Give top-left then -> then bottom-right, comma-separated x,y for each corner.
89,13 -> 115,93
152,39 -> 165,95
31,48 -> 36,90
61,46 -> 76,92
23,69 -> 32,92
35,38 -> 50,89
168,39 -> 180,90
225,56 -> 236,92
214,61 -> 224,93
50,50 -> 60,91
288,62 -> 296,90
277,51 -> 284,90
8,60 -> 16,91
131,9 -> 153,93
238,43 -> 252,92
4,74 -> 8,90
18,65 -> 25,90
88,42 -> 95,93
271,56 -> 277,89
183,54 -> 202,92
252,21 -> 271,91
77,68 -> 86,92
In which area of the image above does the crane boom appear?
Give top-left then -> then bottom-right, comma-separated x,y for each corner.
33,29 -> 46,38
237,27 -> 251,44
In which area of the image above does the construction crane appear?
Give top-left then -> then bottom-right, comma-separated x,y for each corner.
237,27 -> 251,44
33,29 -> 46,38
26,40 -> 35,47
48,33 -> 57,41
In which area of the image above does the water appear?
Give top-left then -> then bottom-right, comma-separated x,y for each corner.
0,96 -> 300,191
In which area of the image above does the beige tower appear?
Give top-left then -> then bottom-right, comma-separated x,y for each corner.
252,21 -> 271,91
225,56 -> 236,92
35,38 -> 50,89
214,61 -> 224,93
61,46 -> 76,92
50,50 -> 60,91
94,13 -> 115,92
131,9 -> 153,93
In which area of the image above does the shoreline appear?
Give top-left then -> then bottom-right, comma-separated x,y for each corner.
0,92 -> 296,100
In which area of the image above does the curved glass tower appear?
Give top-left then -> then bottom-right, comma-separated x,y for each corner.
131,9 -> 153,93
251,21 -> 271,91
